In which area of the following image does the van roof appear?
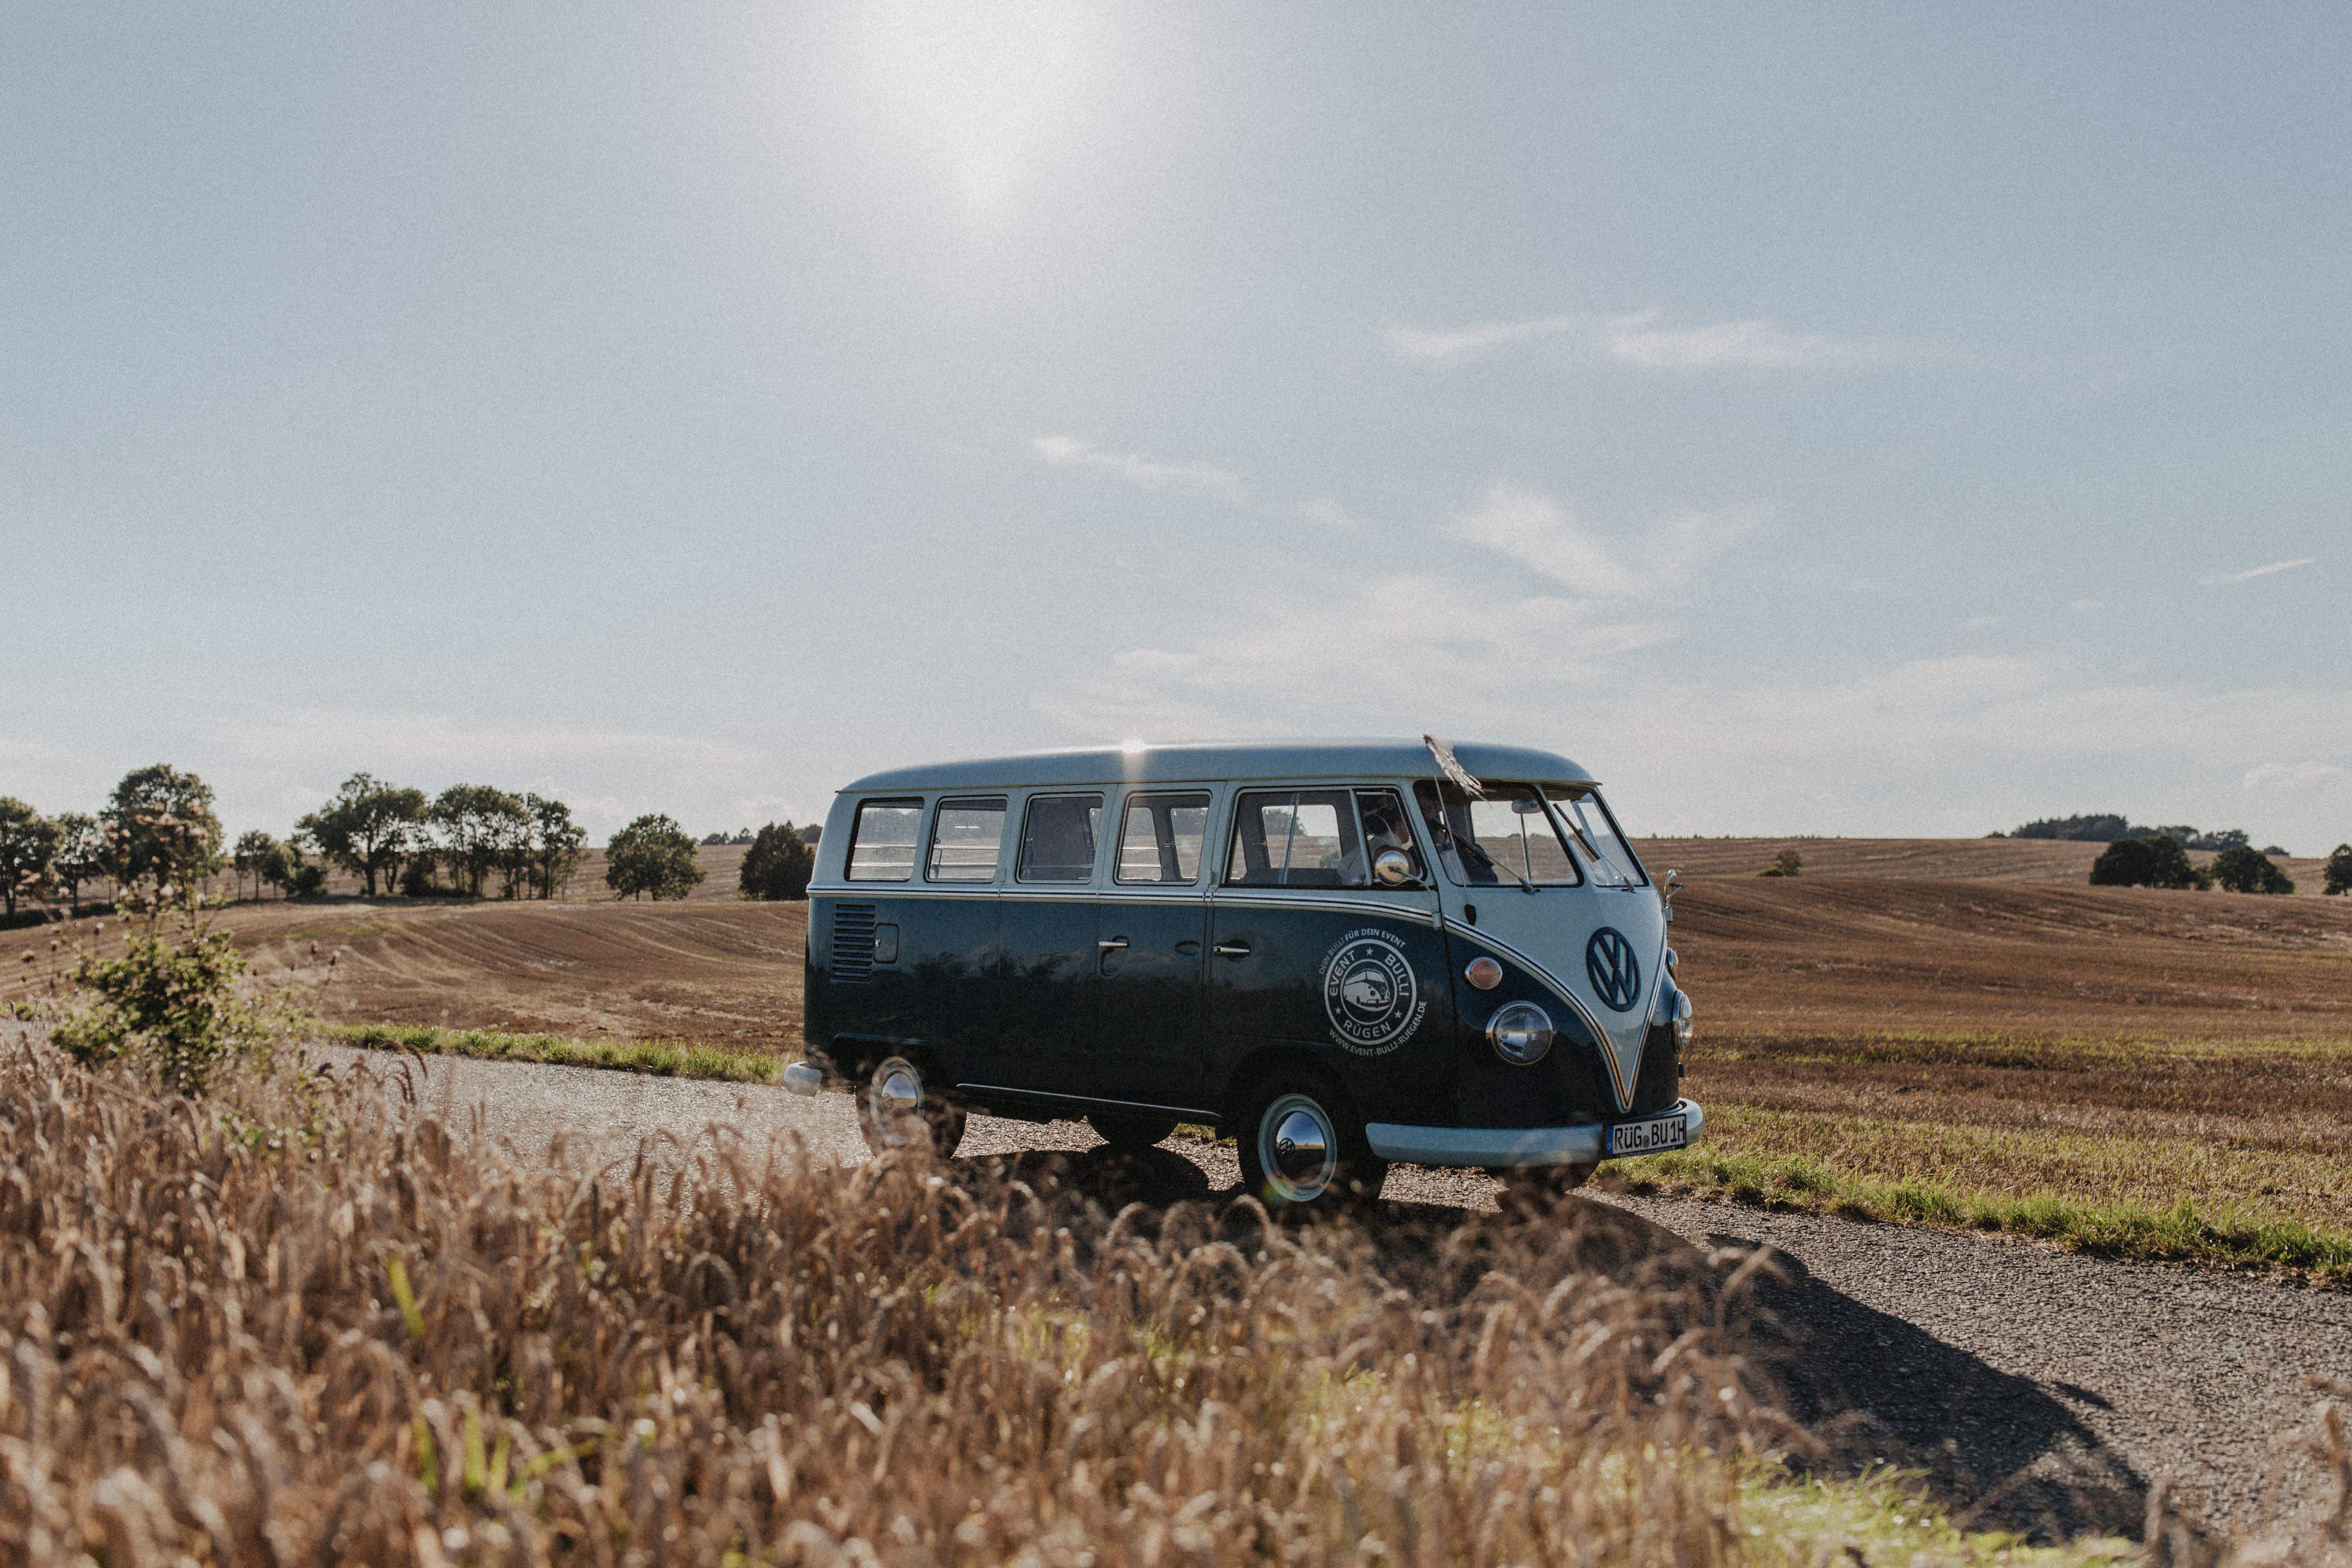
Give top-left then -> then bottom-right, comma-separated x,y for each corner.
840,739 -> 1599,794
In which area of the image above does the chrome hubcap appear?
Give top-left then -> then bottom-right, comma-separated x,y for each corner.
1258,1093 -> 1338,1203
869,1057 -> 924,1145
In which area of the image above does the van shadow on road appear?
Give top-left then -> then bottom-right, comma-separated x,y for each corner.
939,1146 -> 2146,1543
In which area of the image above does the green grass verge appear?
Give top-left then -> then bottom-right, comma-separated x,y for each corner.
320,1023 -> 793,1084
1734,1464 -> 2136,1566
1617,1144 -> 2352,1281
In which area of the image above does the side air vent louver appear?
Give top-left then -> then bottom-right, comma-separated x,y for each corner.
830,903 -> 878,983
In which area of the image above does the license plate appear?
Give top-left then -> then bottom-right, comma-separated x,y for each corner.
1607,1112 -> 1688,1157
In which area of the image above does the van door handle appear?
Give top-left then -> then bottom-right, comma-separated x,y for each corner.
1214,940 -> 1251,959
1097,937 -> 1129,950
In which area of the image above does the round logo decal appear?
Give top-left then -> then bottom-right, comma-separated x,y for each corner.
1585,927 -> 1642,1012
1320,928 -> 1428,1054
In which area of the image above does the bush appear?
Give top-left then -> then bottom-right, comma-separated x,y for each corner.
739,820 -> 815,901
2089,836 -> 2206,890
605,813 -> 705,901
49,898 -> 279,1094
2211,844 -> 2295,895
1756,848 -> 1802,877
2326,844 -> 2352,897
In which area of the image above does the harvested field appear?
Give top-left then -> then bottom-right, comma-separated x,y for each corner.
1634,834 -> 2339,893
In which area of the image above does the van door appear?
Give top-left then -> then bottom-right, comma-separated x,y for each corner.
1087,789 -> 1214,1107
1204,786 -> 1449,1123
989,792 -> 1105,1092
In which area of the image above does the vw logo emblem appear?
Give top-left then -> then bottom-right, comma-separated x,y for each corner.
1585,927 -> 1642,1012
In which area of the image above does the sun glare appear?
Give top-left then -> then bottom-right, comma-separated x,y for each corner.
848,1 -> 1109,220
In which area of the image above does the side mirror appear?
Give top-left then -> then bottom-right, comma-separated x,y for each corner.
1374,848 -> 1417,887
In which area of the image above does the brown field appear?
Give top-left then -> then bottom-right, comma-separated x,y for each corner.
7,837 -> 2350,1243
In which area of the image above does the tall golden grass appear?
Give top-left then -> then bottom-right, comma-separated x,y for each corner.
0,1030 -> 2340,1566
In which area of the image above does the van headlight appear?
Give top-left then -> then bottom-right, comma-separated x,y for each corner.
1487,1001 -> 1554,1065
1671,990 -> 1693,1050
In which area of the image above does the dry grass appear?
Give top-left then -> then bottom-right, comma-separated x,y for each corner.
0,1030 -> 2236,1567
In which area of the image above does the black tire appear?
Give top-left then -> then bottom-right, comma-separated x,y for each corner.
1235,1069 -> 1387,1210
1087,1111 -> 1179,1152
855,1054 -> 967,1160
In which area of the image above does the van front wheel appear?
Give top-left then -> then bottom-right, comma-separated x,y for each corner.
856,1054 -> 967,1160
1236,1072 -> 1386,1210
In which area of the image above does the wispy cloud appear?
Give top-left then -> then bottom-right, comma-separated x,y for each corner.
1601,311 -> 1882,369
1445,482 -> 1754,597
2244,759 -> 2348,791
1381,315 -> 1582,364
2215,557 -> 2315,584
1383,310 -> 1889,370
1031,435 -> 1248,506
1299,496 -> 1368,531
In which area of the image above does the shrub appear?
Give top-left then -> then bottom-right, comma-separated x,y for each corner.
605,813 -> 705,900
1757,848 -> 1802,878
739,820 -> 815,901
49,898 -> 279,1094
2211,844 -> 2295,895
2326,844 -> 2352,897
2089,836 -> 2206,890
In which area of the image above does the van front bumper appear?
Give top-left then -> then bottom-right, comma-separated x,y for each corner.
1366,1098 -> 1704,1169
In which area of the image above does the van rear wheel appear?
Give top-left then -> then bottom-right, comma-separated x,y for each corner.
1087,1112 -> 1178,1152
855,1054 -> 967,1160
1236,1070 -> 1386,1210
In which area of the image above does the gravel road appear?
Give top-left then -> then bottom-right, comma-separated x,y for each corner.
338,1047 -> 2350,1541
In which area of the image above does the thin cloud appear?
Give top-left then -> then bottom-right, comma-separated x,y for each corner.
1031,435 -> 1248,506
2244,760 -> 2348,791
1446,482 -> 1754,597
1602,312 -> 1881,369
1384,310 -> 1889,370
1381,315 -> 1582,365
2216,557 -> 2315,584
1300,496 -> 1369,531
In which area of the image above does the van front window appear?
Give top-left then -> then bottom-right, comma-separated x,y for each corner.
1548,787 -> 1646,889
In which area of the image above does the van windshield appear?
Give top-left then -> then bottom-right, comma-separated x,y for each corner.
1547,787 -> 1646,889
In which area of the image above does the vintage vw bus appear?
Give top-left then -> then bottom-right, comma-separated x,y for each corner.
784,738 -> 1701,1207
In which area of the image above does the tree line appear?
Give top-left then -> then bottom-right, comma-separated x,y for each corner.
2,764 -> 828,921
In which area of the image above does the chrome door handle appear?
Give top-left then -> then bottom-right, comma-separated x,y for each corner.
1214,940 -> 1251,958
1097,937 -> 1129,950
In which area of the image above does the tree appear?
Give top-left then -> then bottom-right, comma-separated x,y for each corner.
50,813 -> 106,913
1757,848 -> 1802,878
231,830 -> 286,902
295,772 -> 426,897
430,783 -> 531,897
101,764 -> 224,895
2211,844 -> 2294,895
2325,844 -> 2352,897
2090,836 -> 2205,890
605,814 -> 705,901
739,821 -> 815,901
526,794 -> 587,899
0,799 -> 60,918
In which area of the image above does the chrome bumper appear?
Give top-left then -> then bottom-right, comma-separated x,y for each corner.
1365,1098 -> 1704,1169
782,1062 -> 826,1097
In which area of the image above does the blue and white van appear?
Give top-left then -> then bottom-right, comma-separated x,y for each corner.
785,738 -> 1701,1208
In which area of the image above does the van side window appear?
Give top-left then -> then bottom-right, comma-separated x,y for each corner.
1017,794 -> 1103,884
1355,789 -> 1423,882
845,798 -> 924,882
1225,789 -> 1367,887
1115,792 -> 1210,884
927,797 -> 1007,883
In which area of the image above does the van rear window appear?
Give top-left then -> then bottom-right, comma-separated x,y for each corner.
845,799 -> 924,882
927,798 -> 1006,883
1017,795 -> 1103,883
1116,792 -> 1210,884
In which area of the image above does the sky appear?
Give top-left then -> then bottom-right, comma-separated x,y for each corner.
3,3 -> 2347,851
